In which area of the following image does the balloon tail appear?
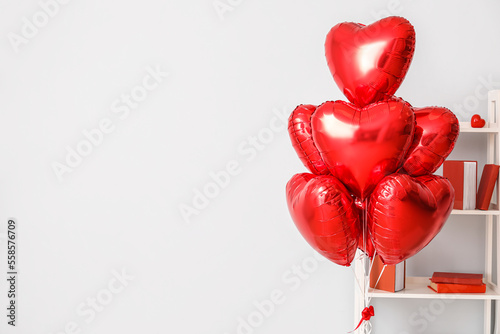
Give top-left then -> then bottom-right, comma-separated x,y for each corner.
358,199 -> 375,334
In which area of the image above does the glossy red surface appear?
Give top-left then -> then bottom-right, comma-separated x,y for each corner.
325,16 -> 415,107
286,173 -> 360,266
403,107 -> 459,176
288,104 -> 330,175
368,174 -> 454,265
311,99 -> 415,199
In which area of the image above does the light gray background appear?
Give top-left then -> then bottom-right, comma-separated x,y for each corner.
0,0 -> 498,333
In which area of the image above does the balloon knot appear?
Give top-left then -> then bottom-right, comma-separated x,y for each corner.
350,305 -> 374,332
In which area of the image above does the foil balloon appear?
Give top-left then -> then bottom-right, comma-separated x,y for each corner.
286,173 -> 359,266
311,98 -> 415,199
325,16 -> 415,107
403,107 -> 459,176
368,173 -> 454,265
288,105 -> 330,175
286,16 -> 457,268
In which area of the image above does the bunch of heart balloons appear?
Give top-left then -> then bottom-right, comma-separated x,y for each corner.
286,16 -> 460,266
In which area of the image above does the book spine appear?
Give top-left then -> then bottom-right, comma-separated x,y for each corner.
431,277 -> 484,285
431,283 -> 486,293
443,161 -> 465,210
476,164 -> 500,210
464,162 -> 477,210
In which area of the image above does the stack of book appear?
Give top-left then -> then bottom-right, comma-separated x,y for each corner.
443,161 -> 500,210
428,272 -> 486,293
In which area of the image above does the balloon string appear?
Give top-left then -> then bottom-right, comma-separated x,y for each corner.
345,199 -> 379,333
362,199 -> 369,307
369,251 -> 377,274
357,198 -> 372,334
368,263 -> 385,305
350,264 -> 363,297
361,199 -> 375,334
355,250 -> 383,334
350,259 -> 370,334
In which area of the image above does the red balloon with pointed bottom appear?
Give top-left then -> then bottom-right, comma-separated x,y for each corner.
368,173 -> 454,265
286,173 -> 360,266
310,98 -> 415,199
325,16 -> 416,107
403,107 -> 459,176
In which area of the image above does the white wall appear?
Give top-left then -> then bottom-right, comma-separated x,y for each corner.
0,0 -> 498,333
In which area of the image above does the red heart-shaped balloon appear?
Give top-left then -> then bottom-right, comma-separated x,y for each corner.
325,16 -> 415,107
288,105 -> 330,175
311,99 -> 415,199
368,174 -> 454,265
403,107 -> 459,176
471,114 -> 486,128
286,173 -> 360,266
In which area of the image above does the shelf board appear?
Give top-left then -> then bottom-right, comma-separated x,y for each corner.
459,122 -> 500,133
369,277 -> 500,300
451,209 -> 500,215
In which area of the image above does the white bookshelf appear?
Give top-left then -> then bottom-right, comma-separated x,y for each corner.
354,90 -> 500,334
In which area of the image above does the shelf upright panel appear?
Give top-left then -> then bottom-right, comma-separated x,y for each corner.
485,90 -> 500,334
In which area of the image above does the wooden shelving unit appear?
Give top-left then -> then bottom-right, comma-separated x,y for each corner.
354,90 -> 500,334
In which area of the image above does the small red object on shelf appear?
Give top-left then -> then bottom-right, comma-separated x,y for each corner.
471,114 -> 486,128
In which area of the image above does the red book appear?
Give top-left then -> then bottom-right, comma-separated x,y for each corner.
443,160 -> 477,210
428,282 -> 486,293
370,255 -> 405,292
431,272 -> 483,285
476,164 -> 500,210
